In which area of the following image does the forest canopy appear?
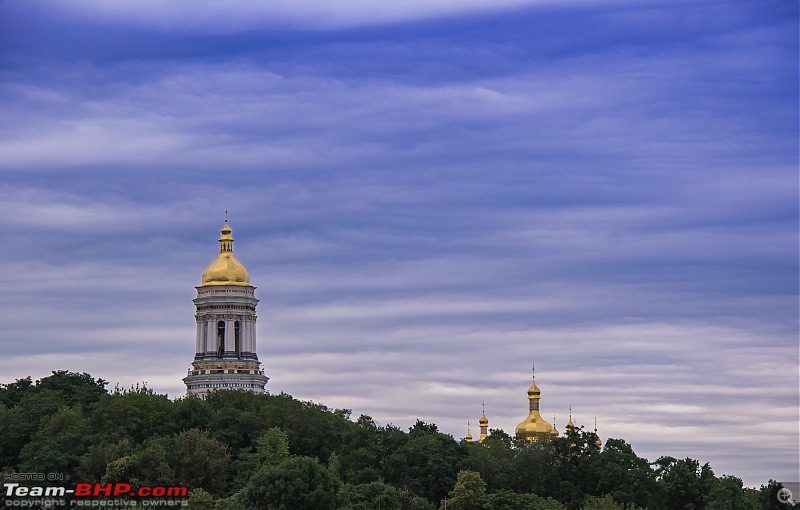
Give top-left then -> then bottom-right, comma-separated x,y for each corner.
0,371 -> 792,510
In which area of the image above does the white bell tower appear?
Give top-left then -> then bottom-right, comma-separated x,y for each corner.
183,218 -> 269,397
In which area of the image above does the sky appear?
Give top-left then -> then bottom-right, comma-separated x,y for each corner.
0,0 -> 797,488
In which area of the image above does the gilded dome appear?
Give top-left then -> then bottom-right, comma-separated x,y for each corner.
201,221 -> 250,286
515,364 -> 557,441
515,413 -> 557,439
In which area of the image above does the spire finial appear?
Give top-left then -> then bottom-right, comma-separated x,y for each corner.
594,416 -> 597,432
532,362 -> 535,379
569,405 -> 572,420
224,207 -> 228,223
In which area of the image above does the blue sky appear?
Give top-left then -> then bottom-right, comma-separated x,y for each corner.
0,0 -> 797,487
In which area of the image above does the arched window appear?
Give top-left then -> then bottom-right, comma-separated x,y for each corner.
217,321 -> 225,355
234,321 -> 241,357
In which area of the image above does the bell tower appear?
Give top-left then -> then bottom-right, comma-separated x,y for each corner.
183,218 -> 269,397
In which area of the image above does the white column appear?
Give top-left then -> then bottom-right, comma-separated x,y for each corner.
195,319 -> 203,354
205,318 -> 215,354
250,317 -> 257,353
225,316 -> 235,354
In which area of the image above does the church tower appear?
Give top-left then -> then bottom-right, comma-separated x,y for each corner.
478,402 -> 489,443
514,363 -> 558,441
183,218 -> 269,397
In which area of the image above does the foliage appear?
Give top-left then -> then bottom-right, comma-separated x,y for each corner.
0,371 -> 776,510
441,470 -> 488,510
241,456 -> 340,510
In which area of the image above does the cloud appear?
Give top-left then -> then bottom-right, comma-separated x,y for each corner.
0,0 -> 796,489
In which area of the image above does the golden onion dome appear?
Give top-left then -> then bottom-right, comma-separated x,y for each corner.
201,221 -> 250,286
527,379 -> 541,396
465,430 -> 473,442
514,412 -> 557,439
479,412 -> 489,426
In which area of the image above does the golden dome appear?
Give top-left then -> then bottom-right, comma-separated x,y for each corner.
515,413 -> 557,439
200,221 -> 250,286
479,412 -> 488,426
515,363 -> 557,441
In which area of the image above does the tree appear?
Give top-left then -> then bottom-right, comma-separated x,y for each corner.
0,376 -> 34,408
757,480 -> 794,510
654,456 -> 715,510
441,470 -> 488,510
186,488 -> 215,510
170,428 -> 230,495
596,439 -> 662,509
241,456 -> 340,510
487,489 -> 566,510
90,385 -> 172,444
383,426 -> 465,503
582,494 -> 643,510
705,475 -> 751,510
35,371 -> 107,409
341,481 -> 405,510
18,406 -> 91,477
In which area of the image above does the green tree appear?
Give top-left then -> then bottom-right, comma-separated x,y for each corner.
341,481 -> 405,510
441,470 -> 488,510
461,429 -> 518,492
596,439 -> 662,509
487,489 -> 566,510
582,494 -> 642,510
0,376 -> 34,408
383,422 -> 465,503
171,428 -> 230,494
18,406 -> 91,477
654,456 -> 715,510
253,427 -> 290,466
90,385 -> 172,444
35,371 -> 107,409
186,488 -> 215,510
241,456 -> 340,510
758,480 -> 795,509
0,389 -> 64,469
705,475 -> 752,510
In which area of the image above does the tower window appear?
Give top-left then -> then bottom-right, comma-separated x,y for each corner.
234,321 -> 241,357
217,321 -> 225,355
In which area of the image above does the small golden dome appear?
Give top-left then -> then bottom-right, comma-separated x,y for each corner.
479,412 -> 488,426
200,221 -> 250,286
527,379 -> 541,396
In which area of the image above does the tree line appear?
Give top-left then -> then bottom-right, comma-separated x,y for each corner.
0,371 -> 792,509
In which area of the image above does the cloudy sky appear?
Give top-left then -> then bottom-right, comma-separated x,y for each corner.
1,0 -> 797,488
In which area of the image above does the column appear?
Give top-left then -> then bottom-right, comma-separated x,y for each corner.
225,315 -> 235,355
205,317 -> 215,354
195,318 -> 203,354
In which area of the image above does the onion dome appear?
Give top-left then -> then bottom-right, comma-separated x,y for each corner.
515,363 -> 558,441
566,406 -> 575,432
201,220 -> 250,286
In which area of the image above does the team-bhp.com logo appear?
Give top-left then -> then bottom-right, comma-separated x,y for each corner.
5,484 -> 187,498
4,482 -> 188,507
